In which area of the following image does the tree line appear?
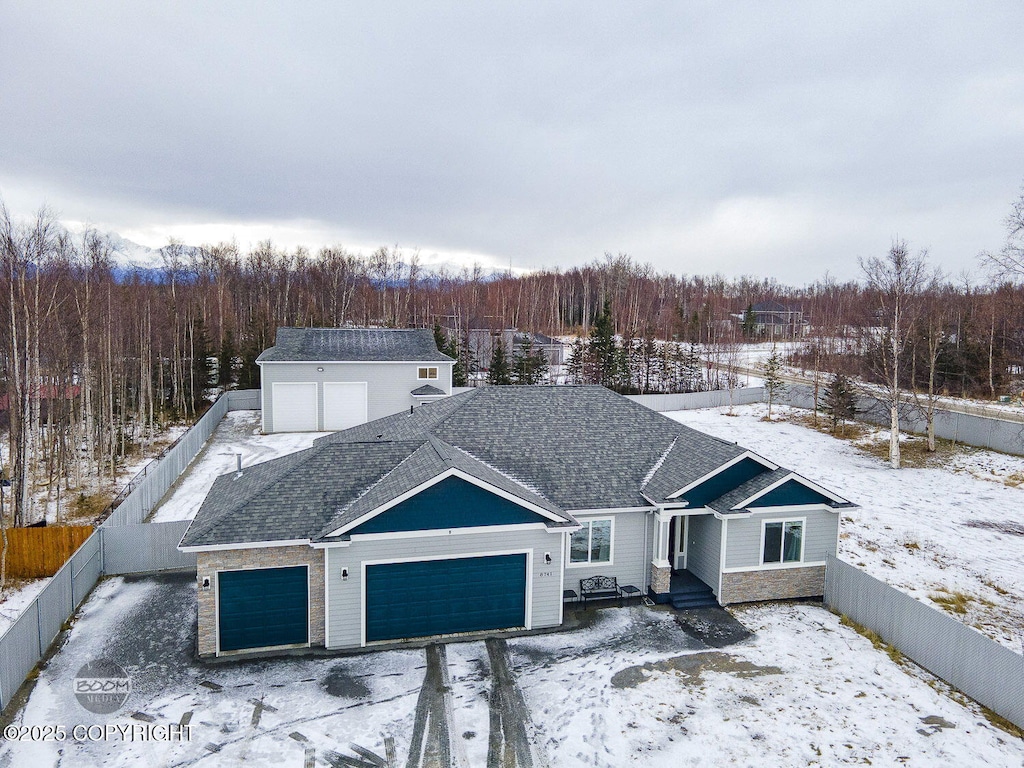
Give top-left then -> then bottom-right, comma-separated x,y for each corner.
0,191 -> 1023,528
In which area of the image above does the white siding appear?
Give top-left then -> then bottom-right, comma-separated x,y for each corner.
325,527 -> 562,649
563,510 -> 650,595
724,508 -> 840,569
261,361 -> 454,432
685,513 -> 722,594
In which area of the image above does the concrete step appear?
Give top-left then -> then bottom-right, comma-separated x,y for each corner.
670,593 -> 719,610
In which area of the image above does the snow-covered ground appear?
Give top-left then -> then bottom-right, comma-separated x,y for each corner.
668,403 -> 1024,649
5,575 -> 1021,768
0,577 -> 50,635
149,411 -> 328,522
515,603 -> 1022,766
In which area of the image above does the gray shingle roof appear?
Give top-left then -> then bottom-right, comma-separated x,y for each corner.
181,385 -> 850,548
411,384 -> 446,396
180,442 -> 422,547
257,327 -> 454,363
319,386 -> 748,510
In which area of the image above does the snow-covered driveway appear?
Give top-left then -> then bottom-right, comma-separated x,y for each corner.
3,573 -> 1021,767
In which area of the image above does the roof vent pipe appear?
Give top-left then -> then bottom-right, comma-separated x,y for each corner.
236,454 -> 243,476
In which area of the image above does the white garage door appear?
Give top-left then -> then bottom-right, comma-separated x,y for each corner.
272,382 -> 318,432
323,382 -> 368,431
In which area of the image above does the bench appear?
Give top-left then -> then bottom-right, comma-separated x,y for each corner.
579,576 -> 621,605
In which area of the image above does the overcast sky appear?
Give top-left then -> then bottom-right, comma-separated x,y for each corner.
2,2 -> 1023,283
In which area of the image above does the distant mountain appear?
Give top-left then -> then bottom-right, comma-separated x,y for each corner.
56,223 -> 520,282
89,230 -> 170,270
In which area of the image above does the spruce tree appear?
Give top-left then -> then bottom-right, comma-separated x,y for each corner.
488,341 -> 512,385
433,323 -> 448,355
190,316 -> 215,410
821,371 -> 858,435
742,304 -> 757,338
218,329 -> 237,388
237,335 -> 262,389
449,337 -> 468,387
587,300 -> 618,387
566,338 -> 586,384
512,337 -> 548,384
761,345 -> 786,420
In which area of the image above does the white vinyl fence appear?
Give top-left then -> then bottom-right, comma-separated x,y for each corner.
824,555 -> 1024,729
627,387 -> 766,412
0,390 -> 258,713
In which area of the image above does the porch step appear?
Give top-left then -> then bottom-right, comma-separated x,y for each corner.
670,593 -> 719,610
670,581 -> 714,596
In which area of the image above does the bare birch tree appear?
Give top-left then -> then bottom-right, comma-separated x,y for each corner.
860,240 -> 929,468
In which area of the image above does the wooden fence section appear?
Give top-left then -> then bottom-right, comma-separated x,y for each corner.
2,526 -> 94,578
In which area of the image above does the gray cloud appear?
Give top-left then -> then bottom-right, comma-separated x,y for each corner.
1,2 -> 1022,282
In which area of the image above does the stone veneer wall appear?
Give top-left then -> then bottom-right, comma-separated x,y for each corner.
719,565 -> 825,605
649,564 -> 671,596
196,546 -> 325,656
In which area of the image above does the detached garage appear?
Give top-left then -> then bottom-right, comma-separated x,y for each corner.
257,327 -> 453,433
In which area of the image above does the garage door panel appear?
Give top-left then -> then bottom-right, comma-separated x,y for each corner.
323,382 -> 367,431
272,382 -> 318,432
218,566 -> 309,652
365,554 -> 527,642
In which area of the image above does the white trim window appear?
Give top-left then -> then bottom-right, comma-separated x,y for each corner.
761,519 -> 805,564
567,518 -> 613,567
417,366 -> 439,380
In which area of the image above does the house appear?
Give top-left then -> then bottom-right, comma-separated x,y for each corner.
257,327 -> 454,433
448,326 -> 566,378
745,301 -> 808,339
514,331 -> 566,369
179,386 -> 852,657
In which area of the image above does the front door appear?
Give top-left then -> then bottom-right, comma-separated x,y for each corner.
670,516 -> 687,571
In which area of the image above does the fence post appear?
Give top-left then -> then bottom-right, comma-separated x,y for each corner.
99,525 -> 105,576
35,601 -> 43,658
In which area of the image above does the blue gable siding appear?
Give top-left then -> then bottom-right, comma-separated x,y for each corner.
349,476 -> 546,534
682,457 -> 768,507
747,479 -> 833,508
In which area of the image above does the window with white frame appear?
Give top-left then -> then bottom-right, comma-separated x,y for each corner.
762,519 -> 804,564
568,518 -> 613,565
418,366 -> 439,380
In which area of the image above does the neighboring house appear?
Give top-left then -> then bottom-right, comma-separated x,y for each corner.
451,326 -> 567,375
179,386 -> 852,657
746,301 -> 808,339
257,327 -> 454,433
514,330 -> 566,368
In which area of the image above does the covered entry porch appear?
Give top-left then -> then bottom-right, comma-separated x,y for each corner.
648,509 -> 719,608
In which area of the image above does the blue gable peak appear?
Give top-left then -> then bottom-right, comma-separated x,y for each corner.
746,478 -> 835,508
349,475 -> 549,535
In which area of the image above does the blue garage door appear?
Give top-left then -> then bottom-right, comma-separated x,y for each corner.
365,554 -> 527,642
218,566 -> 309,652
